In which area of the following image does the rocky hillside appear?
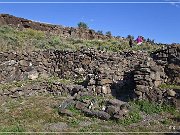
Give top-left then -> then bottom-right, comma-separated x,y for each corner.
0,14 -> 115,40
0,14 -> 180,133
0,44 -> 179,101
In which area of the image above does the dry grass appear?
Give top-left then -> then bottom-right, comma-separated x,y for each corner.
0,25 -> 162,53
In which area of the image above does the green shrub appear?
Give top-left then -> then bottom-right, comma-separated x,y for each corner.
127,35 -> 134,40
22,28 -> 45,40
133,100 -> 176,115
68,118 -> 80,127
159,84 -> 180,89
106,31 -> 112,36
97,30 -> 103,34
118,111 -> 142,126
49,36 -> 62,48
67,104 -> 81,115
77,22 -> 88,29
161,119 -> 171,125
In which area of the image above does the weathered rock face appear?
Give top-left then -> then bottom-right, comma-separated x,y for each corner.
0,81 -> 71,98
0,14 -> 115,40
151,45 -> 180,84
0,49 -> 151,97
0,46 -> 179,106
133,57 -> 167,102
0,51 -> 54,83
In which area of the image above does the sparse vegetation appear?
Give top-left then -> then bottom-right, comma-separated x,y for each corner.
132,100 -> 177,115
161,119 -> 171,125
0,93 -> 179,132
159,84 -> 180,89
0,25 -> 162,53
79,95 -> 94,101
0,76 -> 72,91
67,104 -> 81,115
117,110 -> 142,126
0,124 -> 25,132
105,31 -> 112,36
68,118 -> 80,127
97,30 -> 103,34
127,34 -> 134,40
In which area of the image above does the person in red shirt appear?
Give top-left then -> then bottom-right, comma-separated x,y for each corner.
136,36 -> 143,45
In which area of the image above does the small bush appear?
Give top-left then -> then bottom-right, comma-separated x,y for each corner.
161,119 -> 171,125
106,31 -> 112,36
127,35 -> 134,40
79,95 -> 94,101
97,30 -> 103,34
67,104 -> 81,115
68,118 -> 80,127
77,22 -> 88,29
159,84 -> 180,89
118,111 -> 142,126
22,28 -> 45,40
49,36 -> 62,48
134,100 -> 176,115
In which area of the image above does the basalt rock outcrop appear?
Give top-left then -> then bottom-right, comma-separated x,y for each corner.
0,81 -> 71,99
151,45 -> 180,84
0,14 -> 117,40
0,49 -> 156,98
0,45 -> 180,120
1,46 -> 179,100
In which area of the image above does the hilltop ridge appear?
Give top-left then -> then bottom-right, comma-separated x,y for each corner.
0,14 -> 117,40
0,14 -> 175,46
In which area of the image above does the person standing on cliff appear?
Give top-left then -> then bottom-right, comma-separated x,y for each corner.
136,36 -> 143,45
129,38 -> 133,48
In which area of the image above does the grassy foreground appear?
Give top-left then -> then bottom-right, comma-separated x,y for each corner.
0,93 -> 179,134
0,77 -> 179,133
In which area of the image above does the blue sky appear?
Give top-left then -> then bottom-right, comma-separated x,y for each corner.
0,0 -> 180,44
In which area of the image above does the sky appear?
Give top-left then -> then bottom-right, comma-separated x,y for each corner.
0,0 -> 180,44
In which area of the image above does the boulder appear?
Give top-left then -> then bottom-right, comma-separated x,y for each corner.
113,110 -> 128,119
75,101 -> 87,110
101,85 -> 111,94
91,110 -> 111,120
167,89 -> 176,97
108,99 -> 126,107
136,85 -> 149,93
58,108 -> 73,117
28,70 -> 39,80
106,105 -> 120,116
98,79 -> 112,85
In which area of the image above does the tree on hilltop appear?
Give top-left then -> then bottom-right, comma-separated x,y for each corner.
106,31 -> 112,36
127,35 -> 134,40
97,30 -> 103,34
77,22 -> 89,29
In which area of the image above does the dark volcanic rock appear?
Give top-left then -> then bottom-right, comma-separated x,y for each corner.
58,108 -> 73,117
0,14 -> 115,40
75,101 -> 87,110
91,110 -> 111,120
